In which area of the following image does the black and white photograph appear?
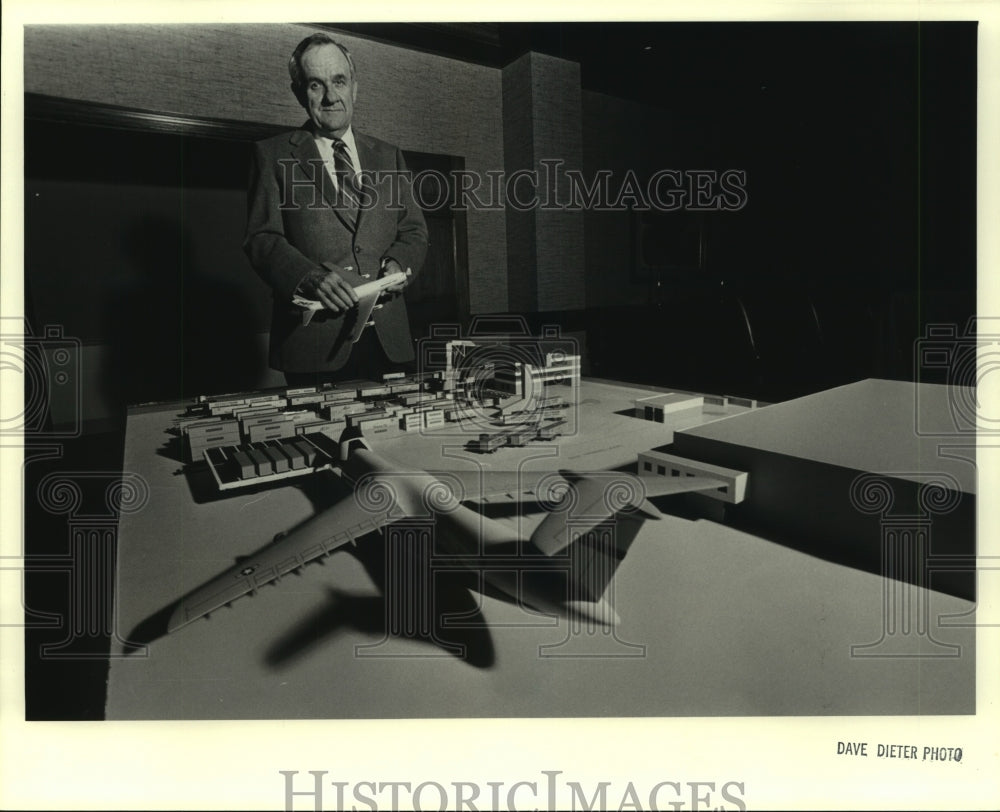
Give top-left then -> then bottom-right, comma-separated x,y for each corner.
2,1 -> 998,809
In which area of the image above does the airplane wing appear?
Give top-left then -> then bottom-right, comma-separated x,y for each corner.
436,469 -> 548,502
347,291 -> 381,343
294,297 -> 324,327
529,471 -> 726,556
346,271 -> 409,343
429,466 -> 730,503
520,472 -> 731,613
419,468 -> 611,511
295,293 -> 376,332
560,513 -> 646,605
167,497 -> 404,632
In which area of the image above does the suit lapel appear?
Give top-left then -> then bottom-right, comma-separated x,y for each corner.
289,127 -> 357,233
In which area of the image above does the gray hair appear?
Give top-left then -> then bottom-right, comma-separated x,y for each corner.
288,33 -> 356,102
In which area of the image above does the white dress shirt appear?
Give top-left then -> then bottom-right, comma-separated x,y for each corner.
312,127 -> 362,192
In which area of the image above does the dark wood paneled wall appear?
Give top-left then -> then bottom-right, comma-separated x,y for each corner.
24,23 -> 510,313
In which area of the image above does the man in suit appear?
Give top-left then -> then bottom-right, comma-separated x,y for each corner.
244,33 -> 428,385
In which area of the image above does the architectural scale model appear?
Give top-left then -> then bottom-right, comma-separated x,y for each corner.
637,450 -> 748,504
163,329 -> 749,637
173,336 -> 583,490
633,392 -> 704,421
167,431 -> 739,634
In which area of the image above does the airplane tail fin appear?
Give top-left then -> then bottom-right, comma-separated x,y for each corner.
338,425 -> 374,465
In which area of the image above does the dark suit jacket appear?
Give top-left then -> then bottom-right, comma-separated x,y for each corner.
244,125 -> 428,373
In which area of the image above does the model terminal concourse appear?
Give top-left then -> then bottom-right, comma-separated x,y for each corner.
175,339 -> 583,490
151,322 -> 769,642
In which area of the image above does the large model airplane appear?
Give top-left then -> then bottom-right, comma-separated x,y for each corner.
292,262 -> 410,331
167,431 -> 733,635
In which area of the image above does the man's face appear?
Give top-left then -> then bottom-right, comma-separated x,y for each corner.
298,43 -> 357,137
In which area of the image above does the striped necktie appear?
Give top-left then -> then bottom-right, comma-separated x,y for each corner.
332,138 -> 359,211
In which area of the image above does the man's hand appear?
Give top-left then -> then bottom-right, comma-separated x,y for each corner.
298,265 -> 359,313
380,258 -> 411,295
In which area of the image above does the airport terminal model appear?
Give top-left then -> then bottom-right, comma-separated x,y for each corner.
164,334 -> 747,635
167,431 -> 735,633
174,338 -> 582,490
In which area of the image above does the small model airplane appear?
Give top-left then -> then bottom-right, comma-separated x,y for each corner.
292,263 -> 411,333
167,431 -> 732,634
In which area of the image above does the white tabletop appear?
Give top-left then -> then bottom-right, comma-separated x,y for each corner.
106,379 -> 974,719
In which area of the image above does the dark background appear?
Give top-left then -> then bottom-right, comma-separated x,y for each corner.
21,21 -> 977,718
24,22 -> 977,408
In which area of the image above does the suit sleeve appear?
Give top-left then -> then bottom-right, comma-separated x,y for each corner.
243,141 -> 319,304
380,147 -> 428,276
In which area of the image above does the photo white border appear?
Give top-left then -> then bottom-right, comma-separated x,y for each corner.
2,1 -> 997,809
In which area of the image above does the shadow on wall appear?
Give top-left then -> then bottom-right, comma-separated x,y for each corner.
103,216 -> 264,408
